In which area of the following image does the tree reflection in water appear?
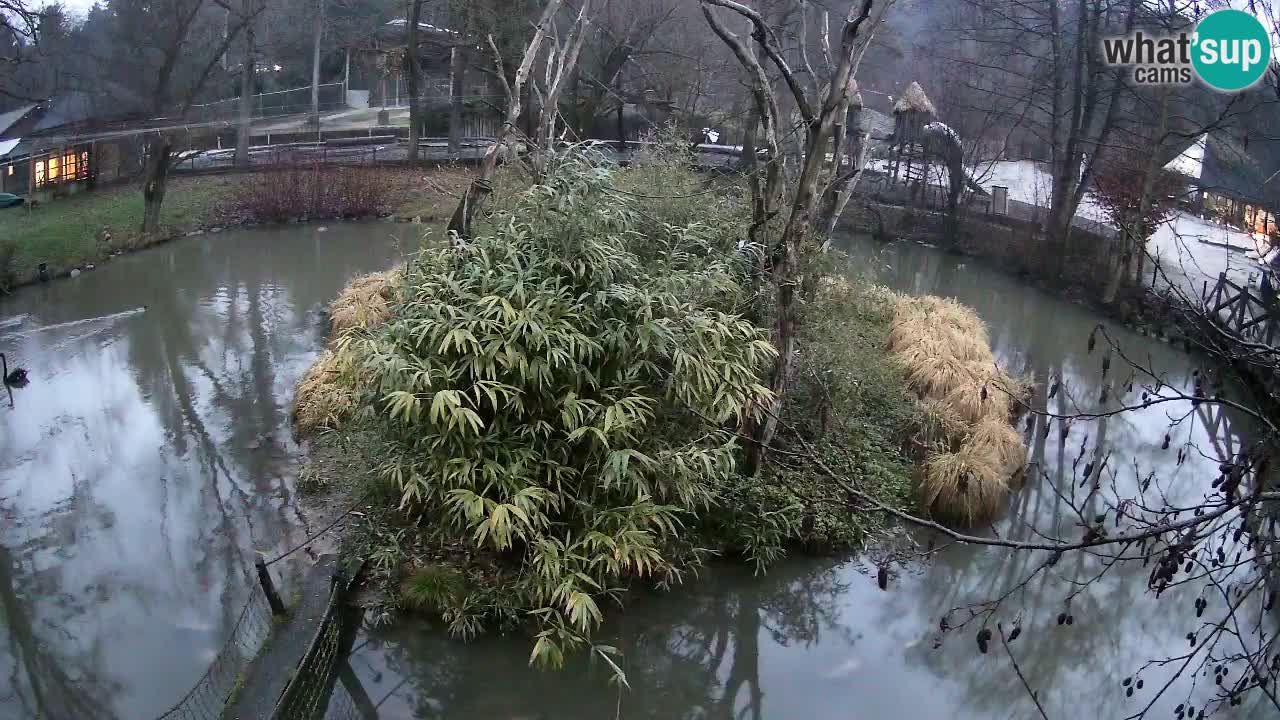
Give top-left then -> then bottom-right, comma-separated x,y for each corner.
0,502 -> 120,720
0,224 -> 414,718
356,559 -> 852,720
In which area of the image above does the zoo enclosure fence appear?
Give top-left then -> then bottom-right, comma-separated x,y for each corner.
186,84 -> 347,123
151,575 -> 275,720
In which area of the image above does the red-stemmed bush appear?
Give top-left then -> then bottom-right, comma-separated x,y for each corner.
228,163 -> 393,224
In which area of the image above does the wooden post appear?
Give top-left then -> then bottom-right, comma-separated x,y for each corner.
255,551 -> 287,615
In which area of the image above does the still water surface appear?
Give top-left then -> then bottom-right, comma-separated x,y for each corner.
0,226 -> 1271,719
0,223 -> 413,719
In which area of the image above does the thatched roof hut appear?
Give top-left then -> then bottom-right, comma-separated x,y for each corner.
892,82 -> 937,117
889,81 -> 937,151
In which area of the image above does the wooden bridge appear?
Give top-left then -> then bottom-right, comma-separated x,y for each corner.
1201,272 -> 1280,344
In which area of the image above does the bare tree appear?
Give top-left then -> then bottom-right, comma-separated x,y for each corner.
531,0 -> 591,177
701,0 -> 893,471
404,0 -> 423,161
132,0 -> 259,232
0,0 -> 43,105
445,0 -> 564,240
309,0 -> 326,125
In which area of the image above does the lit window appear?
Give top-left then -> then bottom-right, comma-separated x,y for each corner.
80,151 -> 89,179
5,166 -> 12,176
63,151 -> 77,180
34,160 -> 45,187
47,155 -> 59,183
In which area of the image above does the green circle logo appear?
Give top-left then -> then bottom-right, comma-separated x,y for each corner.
1192,9 -> 1271,92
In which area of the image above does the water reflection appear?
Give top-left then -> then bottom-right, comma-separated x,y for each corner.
353,234 -> 1272,720
0,223 -> 412,719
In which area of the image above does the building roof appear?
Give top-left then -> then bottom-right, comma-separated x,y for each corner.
1164,128 -> 1280,210
856,108 -> 894,140
0,104 -> 37,139
892,82 -> 936,116
31,88 -> 147,134
384,18 -> 459,36
1163,133 -> 1206,179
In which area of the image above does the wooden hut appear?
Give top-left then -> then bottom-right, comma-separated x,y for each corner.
887,81 -> 937,187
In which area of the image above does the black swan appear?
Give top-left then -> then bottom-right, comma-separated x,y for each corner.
1,353 -> 27,385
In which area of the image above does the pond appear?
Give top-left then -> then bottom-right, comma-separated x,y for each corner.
0,222 -> 418,719
346,233 -> 1273,720
0,225 -> 1271,719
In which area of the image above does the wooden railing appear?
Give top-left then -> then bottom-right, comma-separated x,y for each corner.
1202,272 -> 1279,344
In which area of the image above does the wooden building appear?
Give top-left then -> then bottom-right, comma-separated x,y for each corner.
885,81 -> 938,188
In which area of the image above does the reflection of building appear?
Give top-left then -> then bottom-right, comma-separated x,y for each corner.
1164,130 -> 1280,239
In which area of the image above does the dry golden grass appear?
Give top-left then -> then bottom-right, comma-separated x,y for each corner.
885,292 -> 1029,527
294,265 -> 403,435
920,447 -> 1008,527
888,296 -> 990,356
330,266 -> 403,336
967,418 -> 1027,479
294,347 -> 360,433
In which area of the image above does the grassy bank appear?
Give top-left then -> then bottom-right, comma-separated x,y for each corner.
0,176 -> 237,287
0,167 -> 472,292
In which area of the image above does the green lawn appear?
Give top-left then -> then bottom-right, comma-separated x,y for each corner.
0,175 -> 236,286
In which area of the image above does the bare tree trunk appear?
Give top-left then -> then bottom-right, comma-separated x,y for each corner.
447,0 -> 564,240
310,0 -> 325,125
615,90 -> 625,152
234,0 -> 256,167
142,135 -> 173,234
533,2 -> 591,178
701,0 -> 888,473
1103,85 -> 1170,305
448,46 -> 465,153
405,0 -> 423,163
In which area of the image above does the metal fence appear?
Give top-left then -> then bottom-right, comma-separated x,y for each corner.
187,83 -> 346,123
152,582 -> 274,720
273,579 -> 343,719
168,135 -> 493,174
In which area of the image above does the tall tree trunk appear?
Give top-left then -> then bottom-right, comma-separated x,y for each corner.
405,0 -> 423,163
532,2 -> 591,179
448,1 -> 564,240
234,0 -> 256,168
142,136 -> 172,234
1103,85 -> 1170,305
448,46 -> 465,152
615,99 -> 625,150
310,0 -> 325,125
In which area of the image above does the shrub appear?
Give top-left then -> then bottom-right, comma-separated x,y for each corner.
228,164 -> 393,223
349,154 -> 773,663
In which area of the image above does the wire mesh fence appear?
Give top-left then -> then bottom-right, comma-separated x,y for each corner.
152,583 -> 274,720
187,84 -> 347,123
274,581 -> 348,720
